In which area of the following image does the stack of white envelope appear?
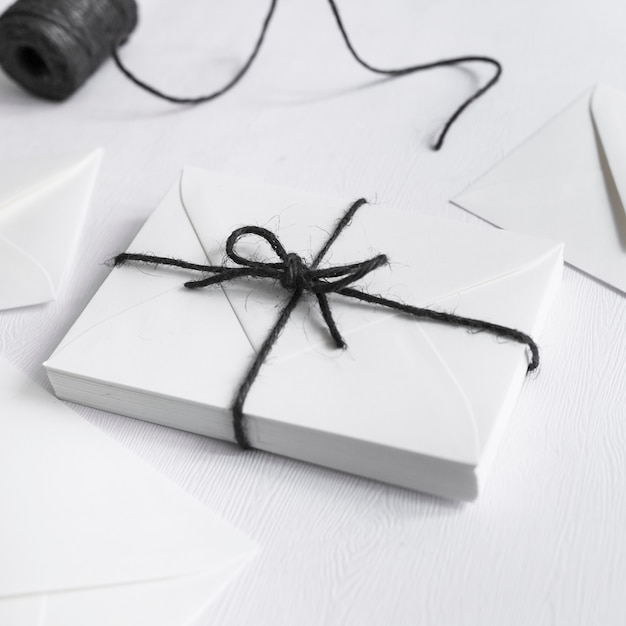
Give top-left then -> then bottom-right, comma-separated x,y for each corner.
45,170 -> 564,501
0,354 -> 257,626
0,149 -> 102,310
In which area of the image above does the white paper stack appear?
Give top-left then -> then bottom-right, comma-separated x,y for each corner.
45,170 -> 563,500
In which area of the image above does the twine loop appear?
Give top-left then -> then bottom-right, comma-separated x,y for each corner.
219,223 -> 387,296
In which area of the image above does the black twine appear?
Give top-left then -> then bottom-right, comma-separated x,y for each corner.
111,0 -> 502,150
114,198 -> 539,450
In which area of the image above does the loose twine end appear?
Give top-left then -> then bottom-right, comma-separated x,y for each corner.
111,0 -> 502,151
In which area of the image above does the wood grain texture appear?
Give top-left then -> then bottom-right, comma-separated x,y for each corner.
0,0 -> 625,624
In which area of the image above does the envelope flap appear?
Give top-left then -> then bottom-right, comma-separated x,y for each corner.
181,169 -> 559,359
0,149 -> 102,314
0,356 -> 256,598
0,234 -> 55,309
453,85 -> 626,294
54,178 -> 212,354
0,150 -> 100,210
0,149 -> 102,288
591,84 -> 626,217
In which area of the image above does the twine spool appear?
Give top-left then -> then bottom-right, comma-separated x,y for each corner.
0,0 -> 137,100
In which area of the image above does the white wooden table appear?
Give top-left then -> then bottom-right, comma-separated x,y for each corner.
1,0 -> 625,623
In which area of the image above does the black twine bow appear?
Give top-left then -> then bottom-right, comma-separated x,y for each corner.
114,199 -> 539,449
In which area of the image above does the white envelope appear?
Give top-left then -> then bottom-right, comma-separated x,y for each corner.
0,148 -> 102,310
0,354 -> 257,626
45,170 -> 563,500
452,84 -> 626,294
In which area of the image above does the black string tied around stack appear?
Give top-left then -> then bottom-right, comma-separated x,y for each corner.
0,0 -> 501,150
113,198 -> 540,450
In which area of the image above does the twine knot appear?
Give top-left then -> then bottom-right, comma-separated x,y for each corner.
281,253 -> 308,290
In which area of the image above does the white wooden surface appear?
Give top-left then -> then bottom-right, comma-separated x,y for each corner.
1,0 -> 625,624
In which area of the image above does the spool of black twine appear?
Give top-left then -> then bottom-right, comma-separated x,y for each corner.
0,0 -> 137,100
